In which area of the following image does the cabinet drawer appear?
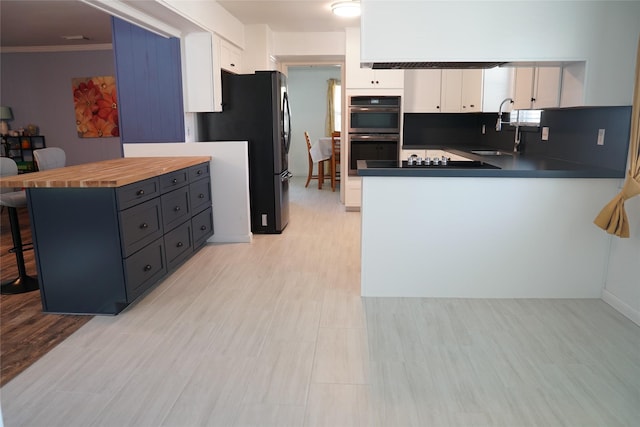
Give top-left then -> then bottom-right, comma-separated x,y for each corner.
190,178 -> 211,214
120,198 -> 163,257
164,220 -> 193,271
117,177 -> 160,210
161,187 -> 191,231
124,238 -> 166,302
192,207 -> 213,249
159,168 -> 189,193
189,162 -> 210,182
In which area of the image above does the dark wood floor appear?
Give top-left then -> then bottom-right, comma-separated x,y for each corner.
0,206 -> 92,386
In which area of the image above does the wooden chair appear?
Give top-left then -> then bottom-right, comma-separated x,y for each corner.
330,131 -> 341,192
304,131 -> 328,189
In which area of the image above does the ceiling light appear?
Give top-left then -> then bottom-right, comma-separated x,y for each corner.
331,1 -> 361,17
61,35 -> 90,41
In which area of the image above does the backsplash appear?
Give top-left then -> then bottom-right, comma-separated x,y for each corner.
403,106 -> 632,172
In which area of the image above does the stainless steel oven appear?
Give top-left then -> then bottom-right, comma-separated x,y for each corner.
349,133 -> 400,175
348,96 -> 401,133
348,95 -> 401,175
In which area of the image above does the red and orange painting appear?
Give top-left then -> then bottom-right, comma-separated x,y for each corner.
72,76 -> 119,138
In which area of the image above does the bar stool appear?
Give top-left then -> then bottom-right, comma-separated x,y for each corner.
0,157 -> 38,294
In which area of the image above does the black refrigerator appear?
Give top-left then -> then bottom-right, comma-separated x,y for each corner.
197,70 -> 292,234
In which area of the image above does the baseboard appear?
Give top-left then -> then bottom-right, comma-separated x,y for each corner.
601,289 -> 640,326
209,233 -> 253,244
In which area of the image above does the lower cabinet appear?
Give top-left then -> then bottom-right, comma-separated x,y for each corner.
29,162 -> 213,315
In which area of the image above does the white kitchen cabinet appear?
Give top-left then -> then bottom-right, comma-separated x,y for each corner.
220,38 -> 243,73
441,69 -> 483,113
404,70 -> 442,112
345,176 -> 362,210
482,67 -> 515,112
346,28 -> 404,89
406,69 -> 482,113
184,32 -> 221,112
514,67 -> 562,109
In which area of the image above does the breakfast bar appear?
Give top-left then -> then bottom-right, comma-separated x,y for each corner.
0,157 -> 214,315
357,151 -> 624,299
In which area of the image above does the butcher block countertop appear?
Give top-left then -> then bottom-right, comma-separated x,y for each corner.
0,157 -> 212,188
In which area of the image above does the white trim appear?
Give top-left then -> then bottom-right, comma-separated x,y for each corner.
602,290 -> 640,327
80,0 -> 181,38
0,44 -> 113,54
209,233 -> 253,244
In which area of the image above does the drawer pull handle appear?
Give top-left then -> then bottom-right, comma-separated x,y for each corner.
144,264 -> 152,272
197,170 -> 203,175
172,178 -> 178,184
140,223 -> 148,229
200,225 -> 207,231
198,194 -> 205,199
174,206 -> 181,212
177,242 -> 184,248
136,189 -> 145,196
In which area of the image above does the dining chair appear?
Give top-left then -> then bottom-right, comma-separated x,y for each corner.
330,131 -> 341,192
33,147 -> 66,171
304,131 -> 328,189
0,157 -> 38,294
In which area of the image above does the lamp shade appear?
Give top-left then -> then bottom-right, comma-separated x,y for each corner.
331,1 -> 361,17
0,106 -> 13,121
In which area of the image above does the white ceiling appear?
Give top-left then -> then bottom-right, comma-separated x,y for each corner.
0,0 -> 358,48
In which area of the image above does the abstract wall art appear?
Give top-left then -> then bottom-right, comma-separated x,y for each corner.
72,76 -> 119,138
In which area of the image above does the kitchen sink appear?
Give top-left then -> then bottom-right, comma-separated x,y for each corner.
471,150 -> 513,156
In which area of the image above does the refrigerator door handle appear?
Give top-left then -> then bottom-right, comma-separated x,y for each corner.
280,171 -> 293,182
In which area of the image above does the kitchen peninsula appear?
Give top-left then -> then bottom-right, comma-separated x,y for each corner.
0,157 -> 213,315
358,151 -> 625,299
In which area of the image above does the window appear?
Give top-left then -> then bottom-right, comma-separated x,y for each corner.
509,109 -> 542,126
333,82 -> 342,132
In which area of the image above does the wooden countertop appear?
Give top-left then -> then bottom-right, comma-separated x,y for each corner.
0,157 -> 212,188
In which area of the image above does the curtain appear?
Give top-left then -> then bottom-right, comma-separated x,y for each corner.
325,79 -> 338,136
594,36 -> 640,238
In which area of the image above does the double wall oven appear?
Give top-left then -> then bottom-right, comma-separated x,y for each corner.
348,96 -> 400,175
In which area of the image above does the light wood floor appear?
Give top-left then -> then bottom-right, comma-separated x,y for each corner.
1,178 -> 639,426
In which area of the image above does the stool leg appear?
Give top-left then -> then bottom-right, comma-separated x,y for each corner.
1,207 -> 39,294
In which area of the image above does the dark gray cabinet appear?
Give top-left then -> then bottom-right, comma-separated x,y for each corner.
28,162 -> 213,315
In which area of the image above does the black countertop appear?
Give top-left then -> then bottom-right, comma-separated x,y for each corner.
357,146 -> 626,178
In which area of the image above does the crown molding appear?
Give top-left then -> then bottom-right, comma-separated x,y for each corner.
1,44 -> 113,54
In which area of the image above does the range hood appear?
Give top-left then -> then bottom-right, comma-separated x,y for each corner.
368,62 -> 508,70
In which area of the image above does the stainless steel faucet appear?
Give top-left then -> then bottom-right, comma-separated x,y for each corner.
496,97 -> 513,131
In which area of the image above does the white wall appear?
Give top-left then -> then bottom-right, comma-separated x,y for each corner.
361,176 -> 620,298
273,32 -> 345,60
287,66 -> 341,178
123,141 -> 252,244
361,0 -> 640,105
603,195 -> 640,325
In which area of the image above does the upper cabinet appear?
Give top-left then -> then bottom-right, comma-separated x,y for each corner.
346,28 -> 404,90
219,39 -> 243,73
404,69 -> 482,113
482,67 -> 515,112
441,69 -> 483,113
184,33 -> 219,113
404,70 -> 442,112
112,17 -> 185,143
513,67 -> 562,109
184,33 -> 245,113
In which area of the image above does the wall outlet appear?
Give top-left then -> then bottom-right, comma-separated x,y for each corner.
541,127 -> 549,141
597,128 -> 605,145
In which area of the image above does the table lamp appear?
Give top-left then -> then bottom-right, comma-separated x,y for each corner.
0,106 -> 14,135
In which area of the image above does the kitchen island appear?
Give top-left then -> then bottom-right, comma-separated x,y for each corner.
358,151 -> 624,298
0,157 -> 213,315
